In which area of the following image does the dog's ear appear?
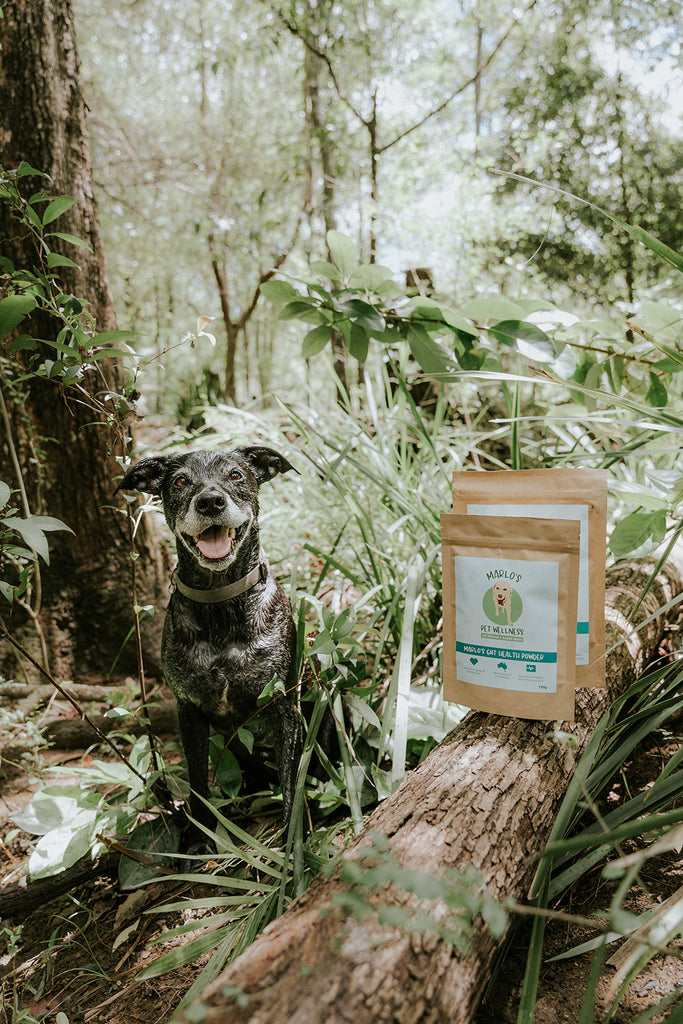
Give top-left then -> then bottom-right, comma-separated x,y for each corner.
234,446 -> 298,485
115,456 -> 173,495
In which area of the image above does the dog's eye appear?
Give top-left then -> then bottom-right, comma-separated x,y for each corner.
228,469 -> 243,482
174,476 -> 189,489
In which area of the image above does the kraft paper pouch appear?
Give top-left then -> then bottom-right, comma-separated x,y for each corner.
441,513 -> 580,722
453,469 -> 607,688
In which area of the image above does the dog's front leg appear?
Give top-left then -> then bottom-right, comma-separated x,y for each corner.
177,699 -> 214,847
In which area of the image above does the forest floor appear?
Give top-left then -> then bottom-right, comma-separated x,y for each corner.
0,682 -> 681,1024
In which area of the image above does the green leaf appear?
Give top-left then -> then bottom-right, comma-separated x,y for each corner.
28,514 -> 74,534
309,260 -> 341,282
260,279 -> 299,303
462,297 -> 526,322
13,787 -> 98,835
407,325 -> 450,375
0,482 -> 11,509
302,324 -> 332,358
118,817 -> 181,889
609,510 -> 667,557
237,727 -> 254,754
494,321 -> 557,363
16,162 -> 50,180
326,230 -> 359,278
215,747 -> 242,798
278,299 -> 325,324
42,196 -> 77,225
6,514 -> 73,563
0,294 -> 37,337
28,820 -> 99,879
345,322 -> 370,363
337,298 -> 385,335
344,693 -> 382,732
440,307 -> 479,337
46,252 -> 79,270
46,231 -> 94,252
348,264 -> 395,291
137,928 -> 228,980
646,371 -> 668,408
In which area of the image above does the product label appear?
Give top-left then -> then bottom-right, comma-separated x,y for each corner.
467,502 -> 589,664
454,555 -> 559,693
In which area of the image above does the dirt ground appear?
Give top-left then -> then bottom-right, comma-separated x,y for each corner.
1,687 -> 681,1024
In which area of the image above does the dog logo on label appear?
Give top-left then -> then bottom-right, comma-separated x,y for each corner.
482,580 -> 523,627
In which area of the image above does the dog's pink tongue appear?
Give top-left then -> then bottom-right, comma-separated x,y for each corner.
196,526 -> 233,560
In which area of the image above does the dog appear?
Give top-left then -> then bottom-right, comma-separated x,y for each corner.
491,581 -> 513,626
116,446 -> 300,848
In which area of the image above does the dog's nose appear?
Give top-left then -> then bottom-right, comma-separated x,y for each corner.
196,491 -> 227,516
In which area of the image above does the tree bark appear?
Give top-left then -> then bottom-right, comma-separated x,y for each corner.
0,849 -> 121,922
0,0 -> 166,681
179,555 -> 683,1024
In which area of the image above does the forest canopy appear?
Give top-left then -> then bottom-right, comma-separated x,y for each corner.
71,0 -> 683,411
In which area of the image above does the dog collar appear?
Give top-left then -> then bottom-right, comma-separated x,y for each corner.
172,558 -> 270,604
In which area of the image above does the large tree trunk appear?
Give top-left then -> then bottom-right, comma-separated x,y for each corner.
179,555 -> 683,1024
0,0 -> 166,680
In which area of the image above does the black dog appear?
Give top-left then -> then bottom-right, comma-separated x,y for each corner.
116,446 -> 300,848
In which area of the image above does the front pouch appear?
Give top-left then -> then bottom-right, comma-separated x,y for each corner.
441,513 -> 580,722
453,468 -> 607,687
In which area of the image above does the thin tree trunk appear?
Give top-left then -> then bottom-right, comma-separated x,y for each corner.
179,554 -> 683,1024
303,41 -> 348,398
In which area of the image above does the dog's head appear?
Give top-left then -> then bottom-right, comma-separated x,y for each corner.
492,581 -> 511,602
116,446 -> 295,572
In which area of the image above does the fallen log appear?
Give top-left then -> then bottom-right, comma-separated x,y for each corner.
41,703 -> 178,749
181,555 -> 683,1024
0,849 -> 120,922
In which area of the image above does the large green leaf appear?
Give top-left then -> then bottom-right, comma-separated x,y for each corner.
609,509 -> 667,556
278,299 -> 326,325
260,279 -> 299,303
42,195 -> 77,225
326,230 -> 359,278
407,325 -> 450,375
336,298 -> 386,335
13,787 -> 98,836
118,817 -> 181,889
0,294 -> 37,337
46,252 -> 79,270
28,820 -> 99,880
46,231 -> 94,252
348,264 -> 395,291
345,322 -> 370,362
463,297 -> 527,322
7,513 -> 73,563
302,324 -> 332,358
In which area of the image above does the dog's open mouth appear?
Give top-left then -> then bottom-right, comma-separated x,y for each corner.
190,525 -> 237,561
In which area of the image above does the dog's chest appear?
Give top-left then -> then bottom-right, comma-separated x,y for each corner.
162,597 -> 281,716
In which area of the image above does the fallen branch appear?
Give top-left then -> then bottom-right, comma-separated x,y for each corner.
0,849 -> 120,922
41,703 -> 178,749
181,555 -> 683,1024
